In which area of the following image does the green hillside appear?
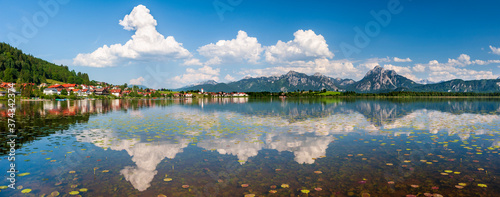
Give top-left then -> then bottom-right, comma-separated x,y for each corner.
0,42 -> 90,84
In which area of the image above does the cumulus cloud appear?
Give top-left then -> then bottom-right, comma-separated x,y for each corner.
383,64 -> 411,74
73,5 -> 191,67
490,45 -> 500,55
172,66 -> 220,84
418,54 -> 499,81
224,74 -> 235,81
241,58 -> 359,79
413,64 -> 425,72
359,57 -> 391,70
393,57 -> 412,62
129,76 -> 145,85
183,58 -> 203,66
198,30 -> 263,65
265,30 -> 334,63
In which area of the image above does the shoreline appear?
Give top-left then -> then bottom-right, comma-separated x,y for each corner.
8,95 -> 500,102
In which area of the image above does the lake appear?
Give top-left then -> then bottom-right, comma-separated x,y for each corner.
1,98 -> 499,196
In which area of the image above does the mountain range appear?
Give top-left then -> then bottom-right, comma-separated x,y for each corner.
178,65 -> 500,93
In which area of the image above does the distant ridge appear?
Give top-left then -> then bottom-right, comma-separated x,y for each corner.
177,66 -> 500,93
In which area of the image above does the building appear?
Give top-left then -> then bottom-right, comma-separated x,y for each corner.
232,92 -> 248,97
62,84 -> 77,89
70,89 -> 82,96
80,89 -> 91,97
48,84 -> 64,89
43,88 -> 59,95
94,88 -> 109,96
110,89 -> 122,97
122,90 -> 131,95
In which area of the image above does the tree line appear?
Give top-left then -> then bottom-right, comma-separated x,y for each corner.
0,42 -> 90,84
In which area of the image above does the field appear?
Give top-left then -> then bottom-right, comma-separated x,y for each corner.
318,91 -> 341,96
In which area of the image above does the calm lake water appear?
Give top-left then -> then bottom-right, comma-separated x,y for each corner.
1,98 -> 499,197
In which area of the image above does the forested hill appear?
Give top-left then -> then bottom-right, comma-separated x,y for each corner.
0,42 -> 90,84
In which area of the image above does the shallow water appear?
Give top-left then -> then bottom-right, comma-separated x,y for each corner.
1,98 -> 499,196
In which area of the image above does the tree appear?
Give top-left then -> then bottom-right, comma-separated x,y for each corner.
61,88 -> 68,96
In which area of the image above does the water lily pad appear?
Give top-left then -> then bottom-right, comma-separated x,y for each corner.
69,171 -> 76,174
21,189 -> 31,193
79,188 -> 88,192
301,189 -> 310,194
18,172 -> 30,177
69,191 -> 79,195
164,178 -> 172,182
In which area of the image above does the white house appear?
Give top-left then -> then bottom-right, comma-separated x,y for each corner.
232,92 -> 248,97
81,89 -> 91,97
44,88 -> 56,95
43,88 -> 59,95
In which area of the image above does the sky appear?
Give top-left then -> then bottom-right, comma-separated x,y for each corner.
1,0 -> 500,88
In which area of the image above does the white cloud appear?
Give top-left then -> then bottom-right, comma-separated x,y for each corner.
383,64 -> 411,74
129,76 -> 145,85
402,74 -> 420,81
241,58 -> 359,79
359,57 -> 390,70
198,30 -> 263,65
265,30 -> 334,63
224,74 -> 235,81
172,66 -> 220,85
183,58 -> 203,66
73,5 -> 191,67
393,57 -> 412,62
423,55 -> 499,81
413,64 -> 425,72
490,45 -> 500,55
204,56 -> 222,66
428,69 -> 497,82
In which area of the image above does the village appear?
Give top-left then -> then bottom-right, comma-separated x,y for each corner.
0,82 -> 248,99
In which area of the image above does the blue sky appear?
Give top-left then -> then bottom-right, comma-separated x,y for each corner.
1,0 -> 500,88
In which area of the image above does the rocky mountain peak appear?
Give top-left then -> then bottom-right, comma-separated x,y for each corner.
313,72 -> 323,77
196,80 -> 218,85
285,70 -> 299,76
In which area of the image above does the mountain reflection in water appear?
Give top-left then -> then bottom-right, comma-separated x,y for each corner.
0,98 -> 499,196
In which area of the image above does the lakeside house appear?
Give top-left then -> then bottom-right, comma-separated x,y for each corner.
110,89 -> 122,97
122,90 -> 131,95
80,89 -> 91,96
48,84 -> 64,89
94,88 -> 109,96
62,84 -> 77,89
43,88 -> 60,95
70,89 -> 81,96
232,92 -> 248,97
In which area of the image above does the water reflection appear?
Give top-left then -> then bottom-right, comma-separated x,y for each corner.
1,98 -> 499,196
